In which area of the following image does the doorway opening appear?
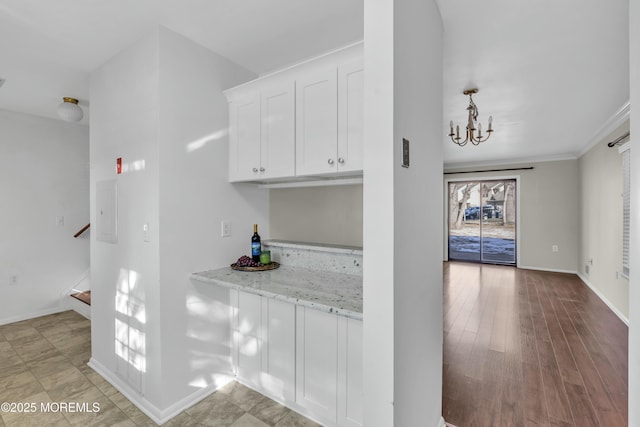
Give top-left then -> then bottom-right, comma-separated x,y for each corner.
447,179 -> 517,265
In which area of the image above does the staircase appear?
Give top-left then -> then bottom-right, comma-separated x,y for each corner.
68,289 -> 91,319
68,224 -> 91,319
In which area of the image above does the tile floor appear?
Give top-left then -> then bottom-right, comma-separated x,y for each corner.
0,310 -> 320,427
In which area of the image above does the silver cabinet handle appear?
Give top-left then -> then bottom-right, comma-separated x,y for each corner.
260,167 -> 265,172
252,168 -> 258,173
328,159 -> 335,165
338,157 -> 345,164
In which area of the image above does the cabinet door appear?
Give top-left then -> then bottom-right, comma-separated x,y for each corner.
233,291 -> 263,388
229,93 -> 261,182
261,80 -> 295,179
261,298 -> 296,402
296,307 -> 338,423
337,59 -> 364,173
295,68 -> 338,176
338,317 -> 363,427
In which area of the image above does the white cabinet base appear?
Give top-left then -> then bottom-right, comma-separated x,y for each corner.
261,297 -> 296,403
231,289 -> 362,427
338,316 -> 363,426
296,307 -> 339,423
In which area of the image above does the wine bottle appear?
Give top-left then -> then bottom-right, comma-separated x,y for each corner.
251,224 -> 261,262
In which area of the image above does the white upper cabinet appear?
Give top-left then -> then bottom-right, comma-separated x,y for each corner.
295,67 -> 339,176
228,92 -> 261,182
225,42 -> 363,183
296,58 -> 364,177
227,80 -> 295,182
261,79 -> 296,180
337,58 -> 364,174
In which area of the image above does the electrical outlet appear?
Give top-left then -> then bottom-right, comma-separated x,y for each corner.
56,216 -> 64,227
221,221 -> 231,237
552,245 -> 558,253
9,275 -> 17,286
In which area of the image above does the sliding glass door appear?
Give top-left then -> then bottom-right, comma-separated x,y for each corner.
448,179 -> 516,265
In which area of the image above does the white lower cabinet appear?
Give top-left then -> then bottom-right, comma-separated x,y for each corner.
231,291 -> 263,388
261,297 -> 296,402
231,291 -> 296,398
295,307 -> 339,423
230,290 -> 362,427
337,316 -> 363,427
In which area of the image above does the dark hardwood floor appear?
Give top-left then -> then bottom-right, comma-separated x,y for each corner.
442,262 -> 628,426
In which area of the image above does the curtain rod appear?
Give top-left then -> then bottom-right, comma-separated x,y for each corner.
607,131 -> 630,147
444,166 -> 534,175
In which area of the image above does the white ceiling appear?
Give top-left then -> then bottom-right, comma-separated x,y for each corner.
0,0 -> 630,167
439,0 -> 629,168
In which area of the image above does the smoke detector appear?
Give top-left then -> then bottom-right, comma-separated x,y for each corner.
0,78 -> 5,88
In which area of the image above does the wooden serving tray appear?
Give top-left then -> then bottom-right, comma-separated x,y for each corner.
230,262 -> 280,272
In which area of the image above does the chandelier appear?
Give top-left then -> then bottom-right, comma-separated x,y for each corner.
448,88 -> 493,146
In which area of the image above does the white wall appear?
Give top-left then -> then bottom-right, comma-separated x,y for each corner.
578,121 -> 629,321
157,27 -> 269,409
392,1 -> 443,425
90,26 -> 268,421
90,28 -> 163,405
628,1 -> 639,424
0,109 -> 89,324
445,159 -> 579,273
270,185 -> 363,246
363,0 -> 444,426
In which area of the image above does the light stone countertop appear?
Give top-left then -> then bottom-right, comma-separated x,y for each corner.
190,265 -> 363,320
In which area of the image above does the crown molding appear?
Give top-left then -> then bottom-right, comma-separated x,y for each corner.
443,153 -> 577,171
576,101 -> 630,158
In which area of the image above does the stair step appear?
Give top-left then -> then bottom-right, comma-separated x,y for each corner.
70,291 -> 91,306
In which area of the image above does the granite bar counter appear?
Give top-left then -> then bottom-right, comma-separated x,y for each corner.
190,265 -> 363,320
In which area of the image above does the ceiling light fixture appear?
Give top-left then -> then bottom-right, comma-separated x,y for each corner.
57,97 -> 84,122
448,88 -> 493,146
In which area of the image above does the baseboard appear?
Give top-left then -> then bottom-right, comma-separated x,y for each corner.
0,292 -> 94,325
577,273 -> 629,326
519,265 -> 578,275
88,357 -> 233,425
0,306 -> 68,326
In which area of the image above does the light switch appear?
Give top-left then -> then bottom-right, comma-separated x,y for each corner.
402,138 -> 410,168
143,223 -> 150,242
